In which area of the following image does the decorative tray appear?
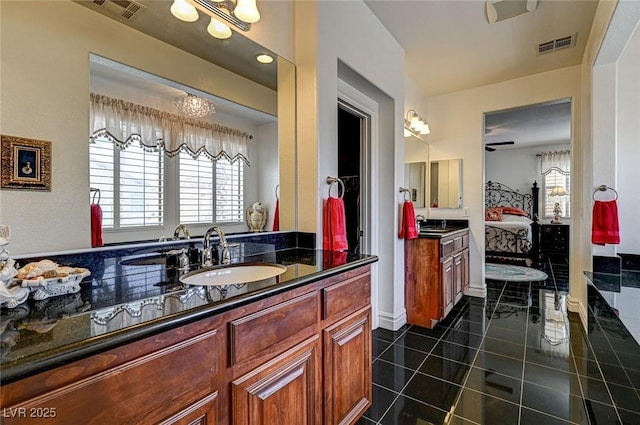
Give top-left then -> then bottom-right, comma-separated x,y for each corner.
16,268 -> 91,300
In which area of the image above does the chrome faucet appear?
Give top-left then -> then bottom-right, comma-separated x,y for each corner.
441,219 -> 447,229
173,224 -> 191,240
415,214 -> 426,230
201,226 -> 231,266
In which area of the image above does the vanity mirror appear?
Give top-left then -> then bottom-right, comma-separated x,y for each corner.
430,159 -> 462,209
404,162 -> 426,208
1,1 -> 296,254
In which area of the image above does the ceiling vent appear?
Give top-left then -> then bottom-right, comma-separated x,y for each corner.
88,0 -> 146,21
537,33 -> 577,55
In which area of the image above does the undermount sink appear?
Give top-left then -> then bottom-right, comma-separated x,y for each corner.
419,228 -> 451,233
179,263 -> 287,287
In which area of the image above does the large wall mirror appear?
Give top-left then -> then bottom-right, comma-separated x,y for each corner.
404,162 -> 426,208
430,159 -> 462,209
1,1 -> 296,254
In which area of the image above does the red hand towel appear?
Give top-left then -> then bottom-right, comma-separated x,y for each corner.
592,200 -> 620,245
91,203 -> 103,247
399,201 -> 418,239
323,197 -> 348,251
273,199 -> 280,231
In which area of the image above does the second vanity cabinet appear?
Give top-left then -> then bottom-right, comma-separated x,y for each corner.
405,230 -> 469,328
1,265 -> 372,425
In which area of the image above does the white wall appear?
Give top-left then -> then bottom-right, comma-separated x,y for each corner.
616,22 -> 640,254
0,1 -> 277,254
295,1 -> 407,330
485,142 -> 571,216
426,66 -> 582,298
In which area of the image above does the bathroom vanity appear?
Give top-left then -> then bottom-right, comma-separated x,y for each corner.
405,223 -> 470,328
0,235 -> 376,425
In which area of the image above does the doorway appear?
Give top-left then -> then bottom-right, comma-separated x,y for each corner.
483,99 -> 572,291
337,103 -> 366,253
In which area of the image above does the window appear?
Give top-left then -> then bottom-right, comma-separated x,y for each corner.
89,136 -> 164,229
215,157 -> 244,223
178,154 -> 244,224
543,170 -> 570,218
540,150 -> 571,219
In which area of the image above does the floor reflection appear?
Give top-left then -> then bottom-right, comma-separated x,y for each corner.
360,276 -> 640,425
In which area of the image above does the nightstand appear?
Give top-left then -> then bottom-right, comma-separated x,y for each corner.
540,224 -> 570,260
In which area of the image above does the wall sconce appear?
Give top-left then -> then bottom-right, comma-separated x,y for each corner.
404,110 -> 431,138
174,93 -> 216,117
170,0 -> 260,39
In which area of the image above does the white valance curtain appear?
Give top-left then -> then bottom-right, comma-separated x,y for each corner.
89,93 -> 250,165
540,150 -> 570,175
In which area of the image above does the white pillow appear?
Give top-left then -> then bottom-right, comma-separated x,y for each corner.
502,214 -> 533,224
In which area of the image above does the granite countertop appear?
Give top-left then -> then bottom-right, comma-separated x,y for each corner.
0,246 -> 377,384
416,218 -> 469,238
584,269 -> 640,343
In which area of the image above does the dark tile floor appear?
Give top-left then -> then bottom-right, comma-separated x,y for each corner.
358,257 -> 640,424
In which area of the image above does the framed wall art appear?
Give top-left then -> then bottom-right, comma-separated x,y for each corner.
1,135 -> 52,191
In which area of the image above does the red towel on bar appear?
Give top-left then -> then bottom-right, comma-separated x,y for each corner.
273,199 -> 280,231
323,196 -> 348,251
399,200 -> 418,239
592,200 -> 620,245
91,203 -> 103,247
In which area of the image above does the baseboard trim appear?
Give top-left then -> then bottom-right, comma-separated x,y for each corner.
567,295 -> 588,329
377,308 -> 407,331
465,285 -> 486,298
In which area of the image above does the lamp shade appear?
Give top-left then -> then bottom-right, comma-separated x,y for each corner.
549,186 -> 569,197
234,0 -> 260,23
207,16 -> 232,39
170,0 -> 199,22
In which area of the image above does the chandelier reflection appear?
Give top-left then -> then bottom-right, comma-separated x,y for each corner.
174,93 -> 216,118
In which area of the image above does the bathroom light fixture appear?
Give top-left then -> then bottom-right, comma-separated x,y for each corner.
170,0 -> 260,38
256,54 -> 274,64
174,94 -> 216,117
486,0 -> 537,24
404,110 -> 431,137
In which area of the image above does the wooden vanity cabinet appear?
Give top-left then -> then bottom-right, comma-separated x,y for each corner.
1,265 -> 372,425
405,231 -> 469,328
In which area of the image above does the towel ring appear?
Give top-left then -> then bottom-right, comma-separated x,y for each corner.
275,184 -> 280,200
326,176 -> 345,199
399,187 -> 410,201
592,185 -> 618,201
90,187 -> 101,204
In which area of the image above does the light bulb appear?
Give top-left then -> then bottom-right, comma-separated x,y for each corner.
234,0 -> 260,23
170,0 -> 198,22
207,16 -> 232,39
420,123 -> 431,135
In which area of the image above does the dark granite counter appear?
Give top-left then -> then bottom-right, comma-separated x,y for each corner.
584,268 -> 640,344
416,219 -> 469,238
1,233 -> 377,384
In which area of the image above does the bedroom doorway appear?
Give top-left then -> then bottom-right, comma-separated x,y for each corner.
483,98 -> 572,290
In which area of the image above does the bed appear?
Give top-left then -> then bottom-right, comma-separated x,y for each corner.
485,181 -> 540,266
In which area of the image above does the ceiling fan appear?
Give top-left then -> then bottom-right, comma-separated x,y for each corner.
485,141 -> 514,152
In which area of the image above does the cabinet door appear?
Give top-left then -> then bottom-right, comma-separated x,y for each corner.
453,253 -> 463,303
231,336 -> 321,425
323,307 -> 372,425
442,257 -> 454,317
159,392 -> 218,425
461,248 -> 470,293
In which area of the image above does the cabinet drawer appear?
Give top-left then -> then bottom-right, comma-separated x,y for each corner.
441,231 -> 469,257
322,272 -> 371,320
230,292 -> 318,365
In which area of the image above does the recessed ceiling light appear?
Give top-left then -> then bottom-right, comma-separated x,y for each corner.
256,54 -> 274,64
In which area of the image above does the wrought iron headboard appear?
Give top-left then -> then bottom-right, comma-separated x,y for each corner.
485,181 -> 534,216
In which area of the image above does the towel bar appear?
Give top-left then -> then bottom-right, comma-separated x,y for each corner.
326,176 -> 345,199
592,185 -> 618,201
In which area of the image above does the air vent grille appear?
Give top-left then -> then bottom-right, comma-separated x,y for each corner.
89,0 -> 145,21
537,33 -> 577,55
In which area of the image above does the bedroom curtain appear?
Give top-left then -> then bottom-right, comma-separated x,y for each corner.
540,150 -> 571,218
89,93 -> 250,165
